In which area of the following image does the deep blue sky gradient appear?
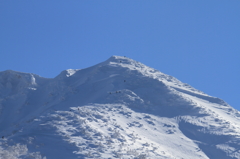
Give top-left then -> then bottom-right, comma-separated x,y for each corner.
0,1 -> 239,109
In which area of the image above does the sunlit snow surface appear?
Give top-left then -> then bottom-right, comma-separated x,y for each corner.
0,56 -> 240,159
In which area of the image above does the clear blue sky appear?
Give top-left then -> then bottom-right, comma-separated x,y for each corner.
0,1 -> 239,110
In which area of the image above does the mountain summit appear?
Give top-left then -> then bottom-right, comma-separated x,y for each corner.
0,56 -> 240,159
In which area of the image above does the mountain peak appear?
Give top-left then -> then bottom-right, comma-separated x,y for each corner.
104,55 -> 160,75
0,56 -> 239,159
103,55 -> 137,67
108,55 -> 127,60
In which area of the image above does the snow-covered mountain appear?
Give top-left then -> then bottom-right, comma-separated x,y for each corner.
0,56 -> 240,159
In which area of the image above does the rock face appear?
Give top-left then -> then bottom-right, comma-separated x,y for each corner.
0,56 -> 240,159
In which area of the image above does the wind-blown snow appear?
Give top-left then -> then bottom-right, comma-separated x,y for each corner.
0,56 -> 240,159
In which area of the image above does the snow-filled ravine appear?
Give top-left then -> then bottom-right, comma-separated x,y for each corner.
0,56 -> 240,159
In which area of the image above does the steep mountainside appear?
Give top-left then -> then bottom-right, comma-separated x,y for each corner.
0,56 -> 240,159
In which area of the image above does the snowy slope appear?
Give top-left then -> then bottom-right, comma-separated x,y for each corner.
0,56 -> 240,159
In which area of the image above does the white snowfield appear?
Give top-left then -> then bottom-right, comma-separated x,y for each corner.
0,56 -> 240,159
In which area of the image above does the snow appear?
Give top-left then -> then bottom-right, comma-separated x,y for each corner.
0,56 -> 240,159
